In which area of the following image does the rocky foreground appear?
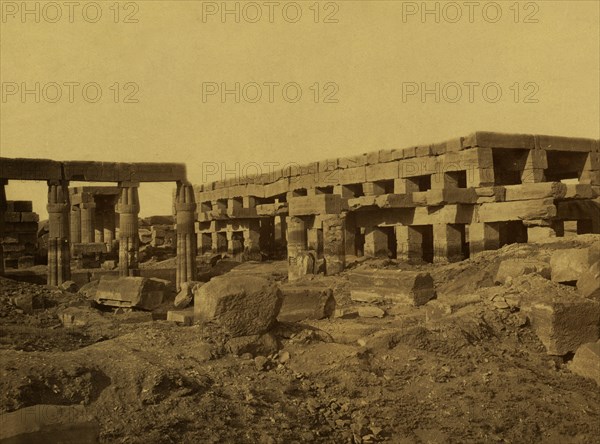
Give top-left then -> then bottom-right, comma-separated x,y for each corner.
1,235 -> 599,443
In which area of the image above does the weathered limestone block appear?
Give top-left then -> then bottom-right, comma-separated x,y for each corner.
569,341 -> 600,385
348,270 -> 434,306
425,189 -> 478,206
167,308 -> 194,326
478,198 -> 556,222
504,182 -> 566,201
288,194 -> 346,216
174,280 -> 202,309
577,261 -> 600,300
494,259 -> 551,284
550,244 -> 600,283
0,404 -> 99,444
278,284 -> 336,322
194,275 -> 282,337
94,276 -> 165,310
462,131 -> 535,149
527,226 -> 557,242
530,297 -> 600,355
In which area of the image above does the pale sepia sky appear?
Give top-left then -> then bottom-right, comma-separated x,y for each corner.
1,0 -> 599,219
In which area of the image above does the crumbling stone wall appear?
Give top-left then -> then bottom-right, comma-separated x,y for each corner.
0,201 -> 39,269
194,131 -> 599,279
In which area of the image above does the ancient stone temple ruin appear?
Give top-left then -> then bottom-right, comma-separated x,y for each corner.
0,159 -> 196,290
1,131 -> 598,287
195,132 -> 599,279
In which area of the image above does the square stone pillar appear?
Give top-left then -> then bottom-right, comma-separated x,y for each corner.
394,178 -> 419,194
226,231 -> 235,255
433,223 -> 463,263
116,182 -> 140,277
80,202 -> 96,244
396,225 -> 423,262
47,181 -> 71,286
259,218 -> 275,255
344,213 -> 357,256
363,182 -> 385,196
364,226 -> 388,257
322,214 -> 346,275
94,204 -> 105,243
469,222 -> 500,256
333,185 -> 356,198
521,149 -> 547,183
244,219 -> 261,260
69,204 -> 81,245
307,228 -> 321,252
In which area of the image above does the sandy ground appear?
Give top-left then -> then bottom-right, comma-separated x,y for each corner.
1,235 -> 599,443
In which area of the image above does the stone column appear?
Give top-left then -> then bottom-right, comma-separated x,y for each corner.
116,182 -> 140,277
80,201 -> 96,244
226,231 -> 235,255
469,222 -> 500,256
287,216 -> 307,259
103,207 -> 116,252
244,219 -> 261,260
47,181 -> 71,286
364,226 -> 388,257
322,214 -> 346,275
94,204 -> 105,243
433,223 -> 463,263
0,180 -> 7,276
69,205 -> 81,245
396,225 -> 423,262
175,182 -> 197,291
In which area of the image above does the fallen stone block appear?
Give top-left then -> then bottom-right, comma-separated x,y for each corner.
11,294 -> 34,314
0,404 -> 99,444
194,275 -> 282,337
577,262 -> 600,300
425,294 -> 482,324
569,341 -> 600,385
57,306 -> 110,328
348,270 -> 435,306
530,297 -> 600,355
277,284 -> 336,322
94,276 -> 165,310
494,259 -> 551,284
358,306 -> 386,318
226,332 -> 279,357
167,308 -> 194,326
78,280 -> 99,300
59,280 -> 79,293
550,244 -> 600,283
174,281 -> 202,309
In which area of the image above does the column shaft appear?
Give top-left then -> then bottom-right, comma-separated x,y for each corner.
175,183 -> 197,291
117,183 -> 140,277
47,181 -> 71,286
